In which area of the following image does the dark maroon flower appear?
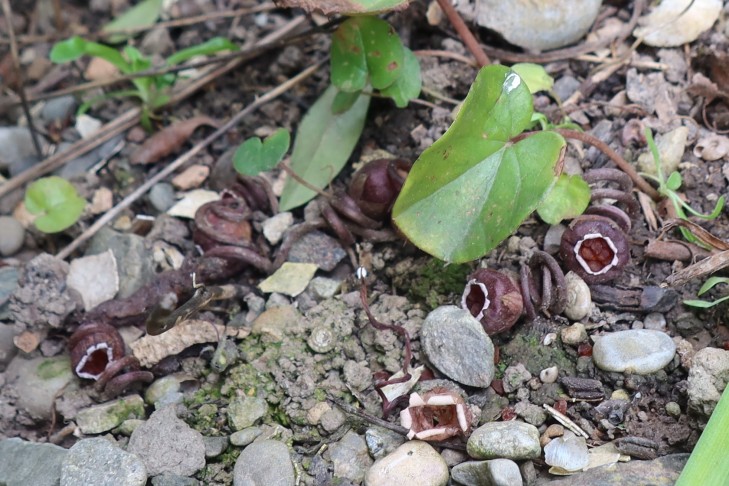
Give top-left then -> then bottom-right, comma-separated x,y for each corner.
560,215 -> 630,284
399,388 -> 472,441
461,269 -> 523,335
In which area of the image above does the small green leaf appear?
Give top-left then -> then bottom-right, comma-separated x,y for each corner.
233,128 -> 291,176
380,47 -> 421,107
511,63 -> 554,94
697,276 -> 729,295
103,0 -> 164,43
50,36 -> 131,73
279,86 -> 370,211
166,37 -> 238,66
537,174 -> 590,224
357,16 -> 404,90
392,65 -> 566,263
25,176 -> 86,233
684,295 -> 729,308
331,19 -> 368,93
332,90 -> 362,114
666,171 -> 682,191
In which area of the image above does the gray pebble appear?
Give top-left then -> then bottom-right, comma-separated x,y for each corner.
365,427 -> 405,459
41,95 -> 77,124
328,431 -> 372,483
145,375 -> 183,405
61,437 -> 146,486
227,396 -> 268,431
287,230 -> 346,271
561,323 -> 587,345
451,459 -> 523,486
0,323 -> 17,370
644,313 -> 667,331
0,126 -> 45,171
592,329 -> 676,374
665,402 -> 681,418
0,216 -> 25,256
502,363 -> 532,393
320,406 -> 346,433
0,438 -> 67,486
342,360 -> 372,392
5,355 -> 74,421
230,427 -> 262,447
233,440 -> 294,486
203,436 -> 229,458
149,183 -> 177,213
128,406 -> 206,477
421,306 -> 495,388
262,212 -> 293,245
467,421 -> 541,460
151,473 -> 200,486
552,76 -> 581,103
514,401 -> 547,427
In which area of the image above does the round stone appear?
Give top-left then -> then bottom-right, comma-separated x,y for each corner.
307,326 -> 335,353
592,329 -> 676,374
467,421 -> 541,461
420,306 -> 495,388
0,216 -> 25,256
365,440 -> 449,486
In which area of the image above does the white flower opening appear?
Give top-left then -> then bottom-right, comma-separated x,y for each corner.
75,342 -> 114,380
574,233 -> 618,275
461,279 -> 490,321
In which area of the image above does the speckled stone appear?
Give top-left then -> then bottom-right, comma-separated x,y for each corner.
467,421 -> 541,460
592,329 -> 676,374
421,306 -> 495,388
451,459 -> 523,486
233,440 -> 294,486
61,437 -> 147,486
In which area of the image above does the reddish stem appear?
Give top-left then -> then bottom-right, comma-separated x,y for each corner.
435,0 -> 490,67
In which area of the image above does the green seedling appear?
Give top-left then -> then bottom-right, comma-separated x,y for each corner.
24,176 -> 86,233
277,15 -> 421,211
684,276 -> 729,308
49,36 -> 238,129
233,128 -> 291,176
392,65 -> 566,263
640,127 -> 725,245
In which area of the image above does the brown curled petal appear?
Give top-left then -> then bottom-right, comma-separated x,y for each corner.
235,176 -> 275,213
387,159 -> 413,190
69,323 -> 126,380
560,215 -> 630,284
94,355 -> 140,391
330,192 -> 381,229
520,265 -> 538,321
320,201 -> 355,247
530,250 -> 567,315
590,188 -> 639,217
194,199 -> 252,248
400,388 -> 472,442
104,371 -> 154,397
584,204 -> 632,233
204,245 -> 273,274
583,168 -> 633,193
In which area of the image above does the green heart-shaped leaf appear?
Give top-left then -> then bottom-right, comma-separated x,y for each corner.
511,63 -> 554,94
392,65 -> 566,263
380,47 -> 421,107
537,173 -> 590,224
233,128 -> 291,176
25,176 -> 86,233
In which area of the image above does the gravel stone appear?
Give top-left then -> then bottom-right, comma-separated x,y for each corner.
128,406 -> 206,477
365,427 -> 406,459
342,360 -> 372,392
421,306 -> 495,388
262,212 -> 294,245
0,323 -> 17,369
502,363 -> 532,393
0,438 -> 67,486
230,427 -> 263,447
561,323 -> 588,345
320,406 -> 346,433
665,402 -> 681,418
467,421 -> 541,460
149,183 -> 177,213
451,459 -> 523,486
514,401 -> 547,426
41,95 -> 77,124
287,230 -> 346,271
307,325 -> 335,353
0,216 -> 25,256
76,394 -> 146,434
592,329 -> 676,374
0,126 -> 45,171
151,474 -> 200,486
328,431 -> 372,482
61,437 -> 147,486
66,250 -> 119,311
233,440 -> 294,486
227,396 -> 268,431
203,436 -> 229,458
6,355 -> 74,421
687,347 -> 729,417
547,453 -> 687,485
365,440 -> 449,486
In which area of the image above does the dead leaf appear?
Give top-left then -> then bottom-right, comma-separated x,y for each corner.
694,133 -> 729,161
634,0 -> 722,47
130,116 -> 220,165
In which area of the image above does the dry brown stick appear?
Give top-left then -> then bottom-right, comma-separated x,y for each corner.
435,0 -> 489,66
644,239 -> 712,262
665,250 -> 729,288
0,4 -> 277,45
0,16 -> 306,199
1,0 -> 44,158
556,129 -> 660,201
56,61 -> 323,260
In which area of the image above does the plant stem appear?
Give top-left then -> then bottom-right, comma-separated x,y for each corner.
556,129 -> 660,201
435,0 -> 490,67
